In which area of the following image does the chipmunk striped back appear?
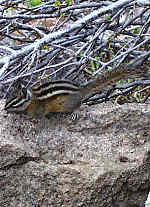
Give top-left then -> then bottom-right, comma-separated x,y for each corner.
32,80 -> 80,100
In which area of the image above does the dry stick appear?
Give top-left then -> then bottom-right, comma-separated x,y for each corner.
0,0 -> 134,79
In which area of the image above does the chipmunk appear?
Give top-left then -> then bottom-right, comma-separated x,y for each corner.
4,65 -> 147,118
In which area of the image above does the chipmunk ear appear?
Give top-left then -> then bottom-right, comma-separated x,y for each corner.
20,84 -> 27,97
20,84 -> 32,100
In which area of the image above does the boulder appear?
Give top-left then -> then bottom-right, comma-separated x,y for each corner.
0,100 -> 150,207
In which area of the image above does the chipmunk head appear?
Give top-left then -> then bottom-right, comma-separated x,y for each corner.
4,85 -> 32,114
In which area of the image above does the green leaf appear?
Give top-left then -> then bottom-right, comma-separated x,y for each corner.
45,74 -> 51,78
42,45 -> 50,50
61,13 -> 67,18
133,28 -> 140,34
90,60 -> 95,71
65,0 -> 71,6
105,15 -> 111,22
29,0 -> 43,7
12,23 -> 17,28
55,1 -> 61,8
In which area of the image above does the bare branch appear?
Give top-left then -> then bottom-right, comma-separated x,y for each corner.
0,0 -> 150,102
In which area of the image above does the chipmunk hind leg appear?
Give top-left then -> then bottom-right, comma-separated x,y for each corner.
63,93 -> 83,112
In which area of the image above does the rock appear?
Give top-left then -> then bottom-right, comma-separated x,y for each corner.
0,99 -> 150,206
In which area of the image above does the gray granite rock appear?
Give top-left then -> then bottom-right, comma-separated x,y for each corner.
0,100 -> 150,206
